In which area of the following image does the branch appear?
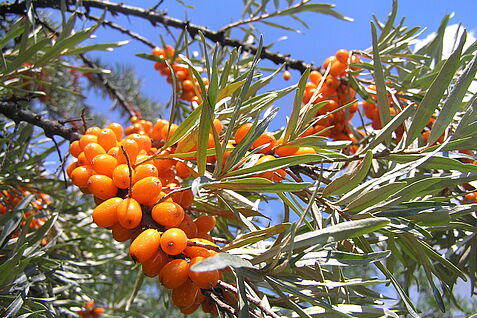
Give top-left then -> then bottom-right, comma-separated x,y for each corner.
0,0 -> 318,73
0,99 -> 82,141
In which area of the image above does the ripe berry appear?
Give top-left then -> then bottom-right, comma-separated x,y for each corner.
189,256 -> 219,289
92,154 -> 118,177
107,123 -> 123,141
117,198 -> 142,229
87,175 -> 118,200
112,164 -> 133,189
234,123 -> 252,144
111,223 -> 133,242
159,259 -> 190,289
71,165 -> 93,188
161,228 -> 188,255
131,176 -> 162,206
172,279 -> 199,308
152,202 -> 185,228
92,197 -> 122,228
133,164 -> 158,183
194,215 -> 216,234
252,132 -> 276,153
142,249 -> 168,277
97,128 -> 118,151
178,214 -> 198,238
129,229 -> 161,263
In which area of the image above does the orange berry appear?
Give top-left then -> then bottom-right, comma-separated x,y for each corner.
132,176 -> 162,206
142,249 -> 168,277
71,165 -> 93,188
107,123 -> 123,141
152,202 -> 185,228
323,55 -> 336,69
188,256 -> 219,289
275,144 -> 299,157
133,164 -> 158,183
79,134 -> 98,151
66,161 -> 78,178
112,164 -> 133,189
152,47 -> 164,57
194,215 -> 216,233
180,303 -> 199,315
92,154 -> 118,177
329,61 -> 347,77
283,70 -> 291,81
152,119 -> 169,140
161,228 -> 188,255
127,133 -> 152,153
234,123 -> 252,144
183,245 -> 211,259
160,123 -> 178,140
97,128 -> 118,151
159,259 -> 190,289
212,118 -> 223,134
252,132 -> 276,153
129,229 -> 161,263
111,223 -> 133,242
117,198 -> 142,229
83,142 -> 106,164
172,279 -> 199,308
294,147 -> 316,155
87,175 -> 118,200
116,139 -> 139,165
85,126 -> 101,136
309,70 -> 323,85
172,189 -> 194,209
92,197 -> 122,228
178,214 -> 198,238
69,140 -> 82,158
335,49 -> 350,64
175,161 -> 191,179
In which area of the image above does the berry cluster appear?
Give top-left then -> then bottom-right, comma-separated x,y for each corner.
0,186 -> 51,239
152,45 -> 208,103
301,49 -> 361,151
77,300 -> 104,318
67,118 -> 231,315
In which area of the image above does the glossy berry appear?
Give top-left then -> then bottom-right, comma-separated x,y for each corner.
112,164 -> 133,189
159,259 -> 190,289
131,176 -> 162,206
111,223 -> 133,242
194,215 -> 216,234
142,249 -> 168,277
117,198 -> 142,229
152,202 -> 185,228
92,197 -> 122,228
188,256 -> 220,289
92,154 -> 117,177
129,229 -> 161,263
161,228 -> 188,255
87,175 -> 118,200
172,279 -> 199,308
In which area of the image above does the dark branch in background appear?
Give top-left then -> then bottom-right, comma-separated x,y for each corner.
0,0 -> 318,73
34,17 -> 141,119
0,100 -> 82,141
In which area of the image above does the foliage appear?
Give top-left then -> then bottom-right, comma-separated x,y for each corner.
0,0 -> 476,317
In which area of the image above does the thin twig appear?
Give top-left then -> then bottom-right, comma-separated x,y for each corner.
206,292 -> 238,316
217,280 -> 280,318
0,0 -> 320,73
0,99 -> 82,141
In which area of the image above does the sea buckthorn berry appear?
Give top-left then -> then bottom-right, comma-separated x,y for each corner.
212,118 -> 223,134
117,198 -> 142,229
335,49 -> 350,64
92,154 -> 118,177
188,256 -> 220,289
160,123 -> 179,140
180,303 -> 199,315
127,133 -> 152,153
309,70 -> 323,85
275,144 -> 299,157
77,152 -> 88,166
97,128 -> 118,151
172,279 -> 199,308
79,134 -> 98,151
71,165 -> 94,188
234,123 -> 252,144
161,228 -> 188,255
183,245 -> 211,259
178,214 -> 198,238
66,161 -> 78,178
84,142 -> 106,164
152,119 -> 169,140
152,47 -> 164,57
85,126 -> 101,136
112,164 -> 133,189
294,147 -> 316,155
132,176 -> 162,206
172,189 -> 194,209
283,70 -> 291,81
107,123 -> 123,141
182,79 -> 194,91
159,259 -> 190,289
142,249 -> 168,277
92,197 -> 122,228
116,138 -> 139,165
133,164 -> 158,183
252,132 -> 276,153
69,140 -> 82,158
152,201 -> 185,228
129,229 -> 161,263
194,215 -> 216,234
323,55 -> 336,69
111,223 -> 133,242
189,238 -> 218,248
87,175 -> 118,200
175,161 -> 191,179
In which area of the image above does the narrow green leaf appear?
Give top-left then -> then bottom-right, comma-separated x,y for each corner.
224,223 -> 291,251
284,68 -> 310,143
345,182 -> 407,213
429,48 -> 477,144
378,0 -> 398,42
204,177 -> 310,193
406,31 -> 467,146
63,40 -> 129,55
371,22 -> 391,133
323,150 -> 373,197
